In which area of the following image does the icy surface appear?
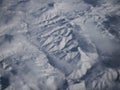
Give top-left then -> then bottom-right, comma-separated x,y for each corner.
0,0 -> 120,90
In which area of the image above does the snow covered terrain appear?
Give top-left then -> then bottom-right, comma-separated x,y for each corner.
0,0 -> 120,90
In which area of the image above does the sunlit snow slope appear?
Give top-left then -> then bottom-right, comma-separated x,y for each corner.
0,0 -> 120,90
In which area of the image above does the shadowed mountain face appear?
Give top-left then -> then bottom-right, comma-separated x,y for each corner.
103,15 -> 120,40
0,0 -> 3,5
0,75 -> 10,90
83,0 -> 100,7
0,0 -> 120,90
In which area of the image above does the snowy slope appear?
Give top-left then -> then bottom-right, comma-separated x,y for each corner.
0,0 -> 120,90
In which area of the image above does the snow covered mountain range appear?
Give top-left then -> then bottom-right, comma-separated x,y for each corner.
0,0 -> 120,90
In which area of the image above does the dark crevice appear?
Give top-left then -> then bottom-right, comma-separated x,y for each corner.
4,34 -> 13,42
0,75 -> 10,90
